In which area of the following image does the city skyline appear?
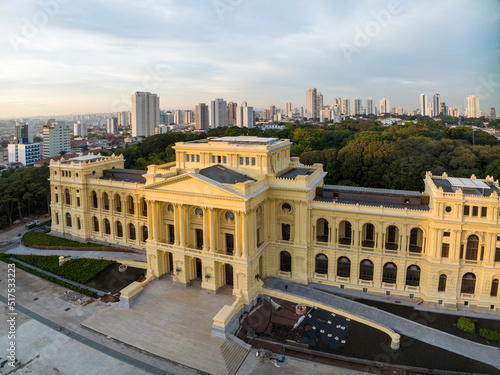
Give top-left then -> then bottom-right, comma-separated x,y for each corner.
1,0 -> 499,119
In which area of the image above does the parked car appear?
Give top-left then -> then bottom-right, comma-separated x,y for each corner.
25,222 -> 36,229
34,220 -> 41,226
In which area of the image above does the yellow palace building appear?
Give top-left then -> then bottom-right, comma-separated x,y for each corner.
49,136 -> 500,313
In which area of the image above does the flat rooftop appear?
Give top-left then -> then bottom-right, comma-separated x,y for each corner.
199,165 -> 256,184
187,136 -> 282,146
278,168 -> 314,179
432,178 -> 500,197
64,155 -> 106,164
323,185 -> 423,197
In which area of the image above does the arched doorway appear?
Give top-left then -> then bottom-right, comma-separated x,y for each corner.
195,258 -> 202,279
225,264 -> 234,286
461,273 -> 476,294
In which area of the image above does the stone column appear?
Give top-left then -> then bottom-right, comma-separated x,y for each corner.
202,207 -> 208,251
209,208 -> 216,252
173,204 -> 180,246
179,204 -> 186,247
153,201 -> 159,243
147,200 -> 154,240
235,212 -> 241,257
242,212 -> 248,257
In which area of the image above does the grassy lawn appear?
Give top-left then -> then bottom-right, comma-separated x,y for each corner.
10,254 -> 115,284
22,231 -> 104,248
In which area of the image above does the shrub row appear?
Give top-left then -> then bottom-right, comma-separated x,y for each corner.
22,231 -> 104,248
457,317 -> 477,333
479,328 -> 500,342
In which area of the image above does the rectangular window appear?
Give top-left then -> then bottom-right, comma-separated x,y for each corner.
196,228 -> 203,249
480,246 -> 484,261
463,205 -> 470,216
252,157 -> 256,166
441,243 -> 449,258
496,248 -> 500,262
225,233 -> 234,255
246,157 -> 249,165
443,231 -> 450,237
197,155 -> 200,162
481,207 -> 487,217
460,244 -> 464,259
192,154 -> 195,161
186,154 -> 190,162
218,156 -> 222,163
472,206 -> 478,217
223,156 -> 227,164
212,156 -> 216,163
77,197 -> 80,207
240,157 -> 244,165
55,193 -> 58,203
281,223 -> 291,241
168,224 -> 175,244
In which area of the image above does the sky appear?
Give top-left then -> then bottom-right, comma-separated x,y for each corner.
0,0 -> 499,119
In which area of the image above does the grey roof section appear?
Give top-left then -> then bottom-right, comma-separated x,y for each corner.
278,168 -> 314,179
198,165 -> 256,185
314,197 -> 430,211
187,136 -> 281,146
64,156 -> 106,164
323,185 -> 423,197
100,169 -> 146,183
432,178 -> 500,197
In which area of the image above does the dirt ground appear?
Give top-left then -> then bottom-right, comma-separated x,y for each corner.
86,263 -> 146,294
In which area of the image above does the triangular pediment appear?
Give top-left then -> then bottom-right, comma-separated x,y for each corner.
145,173 -> 244,199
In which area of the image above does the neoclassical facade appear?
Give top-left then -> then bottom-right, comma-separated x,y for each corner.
49,136 -> 500,312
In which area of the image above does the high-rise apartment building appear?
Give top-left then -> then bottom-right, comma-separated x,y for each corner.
42,121 -> 71,158
433,94 -> 441,117
440,102 -> 448,117
8,143 -> 41,166
419,94 -> 428,116
354,98 -> 362,115
306,88 -> 317,119
118,111 -> 129,127
341,98 -> 350,116
174,110 -> 183,125
490,108 -> 496,120
366,98 -> 374,115
15,120 -> 34,144
183,110 -> 194,125
316,92 -> 323,116
210,98 -> 228,128
74,121 -> 87,137
195,103 -> 209,131
227,102 -> 237,126
379,98 -> 389,114
467,94 -> 481,118
448,107 -> 459,117
131,92 -> 160,137
285,102 -> 292,117
269,105 -> 276,118
236,101 -> 255,128
106,117 -> 118,134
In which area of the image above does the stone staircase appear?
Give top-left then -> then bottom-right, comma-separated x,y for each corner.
82,277 -> 248,374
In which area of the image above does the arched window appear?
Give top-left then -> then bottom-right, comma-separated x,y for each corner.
141,198 -> 147,216
65,189 -> 71,205
65,213 -> 72,227
282,203 -> 291,212
115,194 -> 122,212
280,251 -> 292,272
77,217 -> 81,230
93,216 -> 99,232
116,221 -> 123,237
385,225 -> 399,250
195,207 -> 203,216
316,218 -> 329,243
128,196 -> 134,214
103,192 -> 109,210
465,235 -> 479,260
339,221 -> 352,245
362,223 -> 375,248
104,219 -> 110,235
359,259 -> 374,281
409,228 -> 423,253
337,257 -> 351,278
315,254 -> 328,274
382,262 -> 397,284
129,224 -> 136,240
438,274 -> 447,292
406,265 -> 421,286
491,279 -> 499,297
225,211 -> 235,220
461,273 -> 476,294
91,191 -> 98,209
142,226 -> 148,242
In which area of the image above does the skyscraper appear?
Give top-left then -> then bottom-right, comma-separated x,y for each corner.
341,98 -> 350,115
74,121 -> 87,137
195,103 -> 209,131
433,94 -> 441,117
118,111 -> 129,127
379,98 -> 389,114
419,94 -> 427,116
490,107 -> 496,120
131,92 -> 160,137
354,98 -> 362,115
15,120 -> 34,144
106,117 -> 118,134
210,98 -> 228,128
285,102 -> 292,117
306,88 -> 317,119
183,110 -> 194,124
174,110 -> 183,125
227,102 -> 237,126
366,98 -> 374,115
236,101 -> 255,128
269,105 -> 276,118
316,92 -> 323,116
467,94 -> 481,118
440,102 -> 448,117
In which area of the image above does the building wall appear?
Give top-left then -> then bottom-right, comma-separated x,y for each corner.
49,141 -> 500,312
